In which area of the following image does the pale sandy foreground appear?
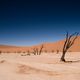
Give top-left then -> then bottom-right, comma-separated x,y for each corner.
0,52 -> 80,80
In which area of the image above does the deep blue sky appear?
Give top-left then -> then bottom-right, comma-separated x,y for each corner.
0,0 -> 80,46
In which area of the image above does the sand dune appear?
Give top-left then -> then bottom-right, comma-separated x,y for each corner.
0,36 -> 80,53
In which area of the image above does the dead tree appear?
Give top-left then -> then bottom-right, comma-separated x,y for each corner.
56,50 -> 59,54
61,32 -> 79,62
32,45 -> 44,55
0,51 -> 2,54
39,45 -> 44,55
32,48 -> 38,55
27,50 -> 31,56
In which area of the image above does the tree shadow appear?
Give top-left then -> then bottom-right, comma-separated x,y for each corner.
65,60 -> 80,63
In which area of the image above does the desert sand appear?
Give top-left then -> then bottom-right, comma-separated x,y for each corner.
0,36 -> 80,80
0,52 -> 80,80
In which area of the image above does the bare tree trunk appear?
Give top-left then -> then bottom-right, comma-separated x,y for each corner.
36,49 -> 38,55
61,51 -> 66,62
39,45 -> 43,55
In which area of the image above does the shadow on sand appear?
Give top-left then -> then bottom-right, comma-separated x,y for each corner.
65,60 -> 80,63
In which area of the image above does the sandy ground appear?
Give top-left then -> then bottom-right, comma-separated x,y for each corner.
0,52 -> 80,80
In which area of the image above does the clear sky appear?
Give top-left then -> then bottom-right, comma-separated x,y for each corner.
0,0 -> 80,46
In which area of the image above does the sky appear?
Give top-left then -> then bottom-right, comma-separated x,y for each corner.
0,0 -> 80,46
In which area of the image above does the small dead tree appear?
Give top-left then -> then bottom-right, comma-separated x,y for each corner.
27,50 -> 30,56
52,50 -> 54,53
0,51 -> 2,54
32,48 -> 38,55
61,32 -> 79,62
39,45 -> 44,55
56,50 -> 59,54
32,45 -> 44,55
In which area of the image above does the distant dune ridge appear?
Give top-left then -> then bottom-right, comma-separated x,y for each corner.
0,36 -> 80,53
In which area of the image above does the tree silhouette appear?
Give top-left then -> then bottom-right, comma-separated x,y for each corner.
32,45 -> 44,55
39,45 -> 44,55
61,32 -> 79,62
0,51 -> 2,54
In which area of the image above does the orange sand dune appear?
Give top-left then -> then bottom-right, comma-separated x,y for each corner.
0,36 -> 80,53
